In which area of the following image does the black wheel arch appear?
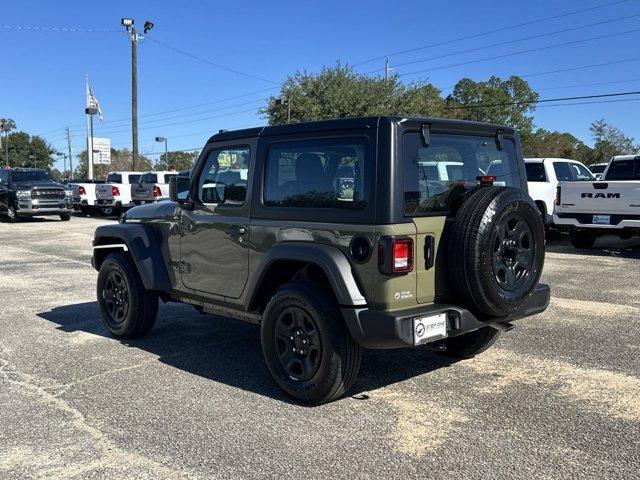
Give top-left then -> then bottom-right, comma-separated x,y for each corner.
245,242 -> 367,313
92,224 -> 171,293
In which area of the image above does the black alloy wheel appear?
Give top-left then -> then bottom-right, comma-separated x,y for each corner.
273,306 -> 322,381
492,213 -> 535,292
102,269 -> 130,328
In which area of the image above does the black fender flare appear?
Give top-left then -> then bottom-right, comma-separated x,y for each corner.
92,224 -> 171,292
245,242 -> 367,310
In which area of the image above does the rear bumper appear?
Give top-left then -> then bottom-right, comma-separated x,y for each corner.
342,283 -> 550,349
554,214 -> 640,229
96,199 -> 124,209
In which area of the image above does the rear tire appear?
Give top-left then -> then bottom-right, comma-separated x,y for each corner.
97,252 -> 158,338
569,230 -> 596,249
261,281 -> 361,405
60,213 -> 71,221
441,327 -> 501,359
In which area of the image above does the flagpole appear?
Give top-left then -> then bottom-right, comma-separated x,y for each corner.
85,75 -> 94,180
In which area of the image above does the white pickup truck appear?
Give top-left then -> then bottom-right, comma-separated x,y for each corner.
131,171 -> 178,205
95,171 -> 143,215
68,179 -> 105,215
525,158 -> 593,226
554,155 -> 640,248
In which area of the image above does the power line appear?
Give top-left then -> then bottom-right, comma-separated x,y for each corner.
146,37 -> 279,85
352,0 -> 633,67
399,28 -> 640,77
444,90 -> 640,110
520,56 -> 640,78
0,25 -> 118,33
367,12 -> 640,74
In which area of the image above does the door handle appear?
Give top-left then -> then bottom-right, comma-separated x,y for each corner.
227,225 -> 247,238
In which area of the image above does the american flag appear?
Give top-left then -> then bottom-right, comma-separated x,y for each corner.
87,84 -> 104,123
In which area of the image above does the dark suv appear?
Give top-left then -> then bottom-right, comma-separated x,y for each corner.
0,168 -> 74,222
92,117 -> 549,404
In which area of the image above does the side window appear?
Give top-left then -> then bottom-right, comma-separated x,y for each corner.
264,138 -> 368,209
553,162 -> 573,182
570,163 -> 593,181
198,146 -> 250,207
0,171 -> 7,183
525,163 -> 546,182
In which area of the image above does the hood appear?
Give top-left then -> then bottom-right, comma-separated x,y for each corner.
12,181 -> 66,190
124,201 -> 178,221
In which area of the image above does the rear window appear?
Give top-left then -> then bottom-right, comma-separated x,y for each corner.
264,138 -> 369,209
525,163 -> 546,182
403,133 -> 521,215
141,173 -> 158,184
106,173 -> 122,183
605,158 -> 639,180
553,162 -> 573,182
128,174 -> 141,184
164,174 -> 177,184
590,164 -> 607,174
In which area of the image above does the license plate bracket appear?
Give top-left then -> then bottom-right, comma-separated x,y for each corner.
413,313 -> 447,345
592,214 -> 611,225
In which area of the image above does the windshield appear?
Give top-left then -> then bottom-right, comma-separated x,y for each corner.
403,133 -> 521,215
11,170 -> 54,183
107,173 -> 122,183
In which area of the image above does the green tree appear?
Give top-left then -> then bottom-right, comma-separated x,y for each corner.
154,151 -> 199,171
521,128 -> 590,160
446,76 -> 539,134
261,62 -> 445,124
585,119 -> 639,164
74,148 -> 152,179
2,131 -> 55,168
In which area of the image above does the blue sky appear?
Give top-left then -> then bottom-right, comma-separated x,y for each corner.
2,0 -> 639,172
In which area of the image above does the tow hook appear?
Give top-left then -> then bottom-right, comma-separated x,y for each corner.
491,321 -> 515,332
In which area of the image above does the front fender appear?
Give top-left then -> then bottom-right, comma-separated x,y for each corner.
246,242 -> 367,310
92,224 -> 171,293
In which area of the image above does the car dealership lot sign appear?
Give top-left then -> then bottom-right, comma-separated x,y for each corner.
92,137 -> 111,164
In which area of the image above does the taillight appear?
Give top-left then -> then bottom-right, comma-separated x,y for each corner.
378,236 -> 413,274
78,186 -> 86,195
555,186 -> 561,206
392,239 -> 413,273
112,186 -> 120,196
152,185 -> 161,197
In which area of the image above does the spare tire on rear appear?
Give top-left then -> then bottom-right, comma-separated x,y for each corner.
448,186 -> 545,318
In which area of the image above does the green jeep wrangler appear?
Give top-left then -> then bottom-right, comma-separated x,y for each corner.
92,117 -> 549,404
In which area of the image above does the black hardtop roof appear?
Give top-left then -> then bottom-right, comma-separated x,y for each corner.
205,116 -> 516,144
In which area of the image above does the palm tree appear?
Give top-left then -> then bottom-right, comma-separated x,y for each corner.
0,118 -> 17,166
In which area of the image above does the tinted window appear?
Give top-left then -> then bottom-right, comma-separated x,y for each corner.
0,171 -> 8,183
107,173 -> 122,183
569,163 -> 593,181
10,170 -> 54,183
164,174 -> 177,184
590,164 -> 606,174
128,174 -> 141,184
403,133 -> 520,215
264,138 -> 368,209
141,173 -> 157,184
605,159 -> 638,180
525,163 -> 546,182
553,162 -> 573,182
198,146 -> 250,206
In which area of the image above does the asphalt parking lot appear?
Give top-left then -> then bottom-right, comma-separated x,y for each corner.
1,216 -> 639,479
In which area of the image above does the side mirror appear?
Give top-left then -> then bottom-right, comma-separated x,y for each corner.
169,176 -> 190,203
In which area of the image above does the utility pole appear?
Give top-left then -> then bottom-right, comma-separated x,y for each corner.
121,18 -> 154,172
66,127 -> 74,180
384,57 -> 392,79
287,96 -> 291,123
131,25 -> 139,171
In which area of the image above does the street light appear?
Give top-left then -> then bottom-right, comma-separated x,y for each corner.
1,120 -> 13,167
121,18 -> 134,28
155,136 -> 168,167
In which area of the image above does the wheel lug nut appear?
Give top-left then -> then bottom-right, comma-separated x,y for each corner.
302,339 -> 308,344
290,336 -> 294,341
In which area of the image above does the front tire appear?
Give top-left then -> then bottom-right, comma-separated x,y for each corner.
441,327 -> 501,359
97,252 -> 158,338
6,204 -> 19,223
261,281 -> 361,405
569,230 -> 596,249
60,213 -> 71,221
